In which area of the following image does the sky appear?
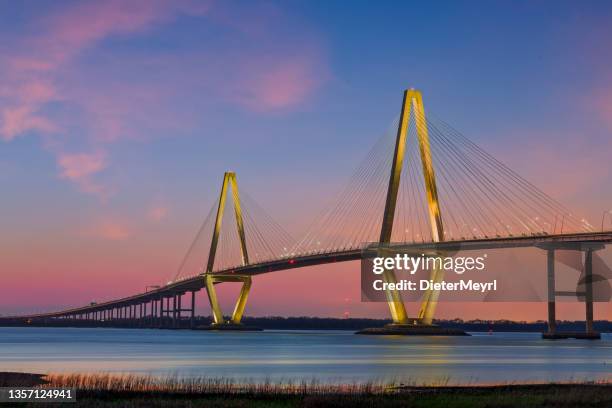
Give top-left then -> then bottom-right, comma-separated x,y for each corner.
1,0 -> 611,320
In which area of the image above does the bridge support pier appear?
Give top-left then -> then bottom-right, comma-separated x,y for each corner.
584,249 -> 595,334
176,293 -> 182,328
190,291 -> 196,328
546,249 -> 557,334
166,297 -> 172,327
159,297 -> 164,327
202,274 -> 260,330
172,294 -> 177,328
154,303 -> 158,326
160,298 -> 166,328
540,243 -> 602,340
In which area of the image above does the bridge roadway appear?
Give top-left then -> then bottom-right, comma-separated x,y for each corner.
2,231 -> 611,324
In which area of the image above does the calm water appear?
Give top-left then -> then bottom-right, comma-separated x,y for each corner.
0,327 -> 610,385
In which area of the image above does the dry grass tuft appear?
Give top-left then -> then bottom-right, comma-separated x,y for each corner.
43,373 -> 392,396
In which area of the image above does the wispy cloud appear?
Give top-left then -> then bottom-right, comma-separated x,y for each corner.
228,53 -> 327,112
85,219 -> 132,241
147,205 -> 169,222
0,79 -> 60,140
0,0 -> 211,195
16,0 -> 211,71
0,105 -> 58,141
57,151 -> 108,196
0,1 -> 211,140
0,0 -> 327,198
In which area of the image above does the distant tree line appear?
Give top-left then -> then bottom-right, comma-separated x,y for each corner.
1,315 -> 609,332
238,316 -> 611,332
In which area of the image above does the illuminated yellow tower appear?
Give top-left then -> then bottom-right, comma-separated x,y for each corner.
203,171 -> 253,326
379,89 -> 445,325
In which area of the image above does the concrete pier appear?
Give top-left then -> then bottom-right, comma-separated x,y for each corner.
539,244 -> 603,340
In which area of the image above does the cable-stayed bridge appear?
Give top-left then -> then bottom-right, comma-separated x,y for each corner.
3,89 -> 611,337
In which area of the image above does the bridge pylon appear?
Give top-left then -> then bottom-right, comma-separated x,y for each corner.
379,89 -> 445,326
203,172 -> 254,327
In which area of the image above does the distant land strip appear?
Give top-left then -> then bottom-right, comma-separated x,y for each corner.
0,316 -> 609,332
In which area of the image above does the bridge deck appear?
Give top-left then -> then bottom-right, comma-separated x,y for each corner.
4,231 -> 611,320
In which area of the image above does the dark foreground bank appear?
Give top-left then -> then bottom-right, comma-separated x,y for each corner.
1,373 -> 610,407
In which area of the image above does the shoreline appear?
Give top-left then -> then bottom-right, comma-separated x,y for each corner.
0,372 -> 47,387
1,317 -> 610,332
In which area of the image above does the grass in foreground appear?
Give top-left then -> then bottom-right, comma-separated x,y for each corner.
3,373 -> 611,407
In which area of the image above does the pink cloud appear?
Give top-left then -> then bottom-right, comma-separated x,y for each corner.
19,80 -> 57,104
0,106 -> 57,141
29,0 -> 212,70
148,205 -> 169,222
57,151 -> 108,196
0,80 -> 59,141
230,54 -> 325,112
58,151 -> 106,180
86,219 -> 131,241
7,57 -> 55,72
